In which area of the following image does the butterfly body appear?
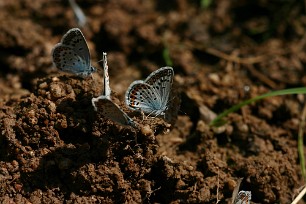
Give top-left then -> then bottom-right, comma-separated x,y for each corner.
125,67 -> 174,116
52,28 -> 96,78
234,191 -> 251,204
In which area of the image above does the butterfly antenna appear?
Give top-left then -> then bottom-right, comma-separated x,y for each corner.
102,52 -> 111,100
166,95 -> 176,108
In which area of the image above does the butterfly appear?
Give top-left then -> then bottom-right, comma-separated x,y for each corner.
92,95 -> 136,127
125,67 -> 174,117
52,28 -> 96,78
234,191 -> 251,204
92,53 -> 136,127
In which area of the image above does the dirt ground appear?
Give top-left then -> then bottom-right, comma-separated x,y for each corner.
1,0 -> 306,203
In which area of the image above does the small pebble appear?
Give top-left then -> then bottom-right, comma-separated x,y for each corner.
50,83 -> 66,98
141,125 -> 153,136
39,82 -> 48,89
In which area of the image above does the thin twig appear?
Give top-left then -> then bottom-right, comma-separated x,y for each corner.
216,167 -> 220,204
205,47 -> 267,64
246,64 -> 277,89
291,185 -> 306,204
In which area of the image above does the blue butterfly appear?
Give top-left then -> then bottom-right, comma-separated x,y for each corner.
52,28 -> 96,78
125,67 -> 174,117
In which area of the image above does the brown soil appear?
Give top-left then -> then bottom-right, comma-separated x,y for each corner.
1,0 -> 306,203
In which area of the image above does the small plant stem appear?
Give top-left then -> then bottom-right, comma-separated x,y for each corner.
298,103 -> 306,181
210,87 -> 306,126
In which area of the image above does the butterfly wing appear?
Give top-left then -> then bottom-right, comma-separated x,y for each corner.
52,44 -> 92,77
52,28 -> 95,77
125,80 -> 163,115
61,28 -> 90,65
92,95 -> 136,127
144,67 -> 174,109
164,83 -> 180,125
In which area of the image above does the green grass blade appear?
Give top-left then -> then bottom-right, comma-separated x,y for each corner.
298,105 -> 306,181
210,87 -> 306,126
162,47 -> 173,67
200,0 -> 212,9
298,126 -> 306,181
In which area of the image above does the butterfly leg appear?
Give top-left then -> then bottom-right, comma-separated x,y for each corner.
141,110 -> 146,121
